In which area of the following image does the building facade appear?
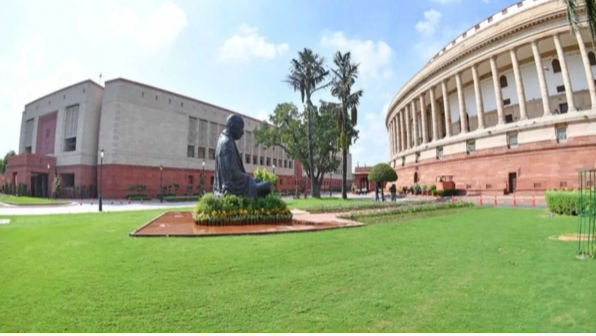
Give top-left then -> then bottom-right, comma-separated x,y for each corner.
386,0 -> 596,195
7,78 -> 351,198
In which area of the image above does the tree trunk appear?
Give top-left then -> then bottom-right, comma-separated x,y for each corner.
341,144 -> 348,199
306,101 -> 317,198
311,180 -> 321,198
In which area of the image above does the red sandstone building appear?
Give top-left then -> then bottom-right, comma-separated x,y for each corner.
386,0 -> 596,195
6,78 -> 352,199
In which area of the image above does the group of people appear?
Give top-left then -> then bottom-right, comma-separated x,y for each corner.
375,183 -> 398,202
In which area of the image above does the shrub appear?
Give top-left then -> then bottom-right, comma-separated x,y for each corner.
339,201 -> 475,220
436,188 -> 457,197
254,167 -> 278,188
192,193 -> 292,225
545,190 -> 580,215
306,200 -> 434,214
125,193 -> 150,200
164,195 -> 202,202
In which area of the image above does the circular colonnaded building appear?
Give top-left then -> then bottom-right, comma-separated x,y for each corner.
385,0 -> 596,195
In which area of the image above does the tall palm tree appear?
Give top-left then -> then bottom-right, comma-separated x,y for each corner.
330,51 -> 363,199
564,0 -> 596,39
285,48 -> 329,197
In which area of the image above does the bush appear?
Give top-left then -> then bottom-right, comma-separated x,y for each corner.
545,190 -> 579,215
368,163 -> 397,185
306,200 -> 435,214
125,193 -> 150,200
192,193 -> 292,225
164,195 -> 202,202
254,167 -> 278,188
436,188 -> 457,197
339,201 -> 475,220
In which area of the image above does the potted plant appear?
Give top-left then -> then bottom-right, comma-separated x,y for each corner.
422,185 -> 428,195
430,184 -> 437,196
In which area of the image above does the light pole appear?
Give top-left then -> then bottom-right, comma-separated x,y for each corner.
47,163 -> 51,199
272,164 -> 276,195
160,165 -> 163,203
201,160 -> 205,194
99,149 -> 104,212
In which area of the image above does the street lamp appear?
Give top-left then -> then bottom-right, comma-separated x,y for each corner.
201,161 -> 205,194
99,149 -> 104,212
160,165 -> 163,203
47,163 -> 51,199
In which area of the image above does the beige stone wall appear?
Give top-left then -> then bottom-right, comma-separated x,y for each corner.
19,80 -> 104,167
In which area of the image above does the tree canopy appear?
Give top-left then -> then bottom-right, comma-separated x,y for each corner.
253,102 -> 340,197
368,163 -> 398,183
0,150 -> 16,174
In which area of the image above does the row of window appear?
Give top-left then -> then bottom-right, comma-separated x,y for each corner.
398,125 -> 569,165
186,144 -> 294,169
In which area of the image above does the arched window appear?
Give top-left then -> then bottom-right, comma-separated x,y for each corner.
500,75 -> 508,88
589,52 -> 596,66
552,59 -> 561,73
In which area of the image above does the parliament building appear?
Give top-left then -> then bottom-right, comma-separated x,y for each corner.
7,78 -> 351,198
386,0 -> 596,195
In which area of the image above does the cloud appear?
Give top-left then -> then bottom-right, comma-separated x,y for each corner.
415,9 -> 442,36
430,0 -> 461,4
220,25 -> 289,61
351,103 -> 390,166
412,9 -> 470,61
256,109 -> 270,121
320,31 -> 393,79
104,1 -> 187,49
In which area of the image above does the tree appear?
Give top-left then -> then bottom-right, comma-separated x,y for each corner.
564,0 -> 596,40
254,102 -> 340,198
254,167 -> 279,191
284,48 -> 330,198
368,163 -> 398,202
0,150 -> 16,174
330,51 -> 363,200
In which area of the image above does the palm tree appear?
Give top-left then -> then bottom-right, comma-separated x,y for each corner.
564,0 -> 596,39
285,48 -> 329,198
330,51 -> 363,199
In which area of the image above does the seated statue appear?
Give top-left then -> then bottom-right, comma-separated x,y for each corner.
213,114 -> 271,199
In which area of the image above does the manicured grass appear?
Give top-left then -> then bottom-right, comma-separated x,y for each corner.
0,195 -> 65,204
1,207 -> 595,332
284,196 -> 374,210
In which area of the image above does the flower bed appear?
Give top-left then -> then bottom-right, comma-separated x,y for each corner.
305,200 -> 434,214
338,201 -> 475,220
192,193 -> 292,225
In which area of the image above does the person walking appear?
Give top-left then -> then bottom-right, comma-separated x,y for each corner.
375,184 -> 380,202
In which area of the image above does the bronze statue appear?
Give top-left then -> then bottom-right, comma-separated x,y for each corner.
213,114 -> 271,198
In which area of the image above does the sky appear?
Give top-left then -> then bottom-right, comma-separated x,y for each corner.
0,0 -> 512,170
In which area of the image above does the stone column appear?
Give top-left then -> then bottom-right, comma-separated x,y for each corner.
405,106 -> 411,149
490,55 -> 505,124
531,40 -> 551,116
429,87 -> 438,141
455,72 -> 468,134
471,64 -> 485,129
441,80 -> 452,138
553,33 -> 577,112
394,117 -> 400,153
575,30 -> 596,109
410,101 -> 418,147
419,94 -> 428,144
510,48 -> 527,120
400,109 -> 406,151
389,120 -> 394,155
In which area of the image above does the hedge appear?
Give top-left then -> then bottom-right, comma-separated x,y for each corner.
545,191 -> 579,215
164,195 -> 202,202
192,193 -> 292,225
339,201 -> 475,220
125,194 -> 151,201
436,188 -> 457,197
305,200 -> 435,214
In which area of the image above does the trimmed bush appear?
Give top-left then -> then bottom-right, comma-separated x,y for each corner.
125,193 -> 151,201
192,193 -> 292,225
436,188 -> 457,197
164,195 -> 202,203
305,200 -> 434,214
545,191 -> 579,215
339,201 -> 475,220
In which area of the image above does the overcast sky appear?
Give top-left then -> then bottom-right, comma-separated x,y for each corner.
0,0 -> 511,168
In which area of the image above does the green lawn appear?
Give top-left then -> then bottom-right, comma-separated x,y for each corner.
0,195 -> 65,205
284,196 -> 374,210
0,207 -> 594,332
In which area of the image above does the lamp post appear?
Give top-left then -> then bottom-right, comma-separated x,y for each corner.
201,160 -> 205,194
272,164 -> 276,195
160,165 -> 163,203
47,163 -> 51,199
99,149 -> 104,212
